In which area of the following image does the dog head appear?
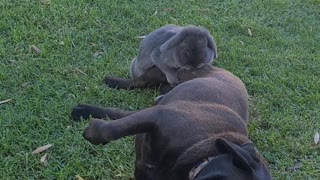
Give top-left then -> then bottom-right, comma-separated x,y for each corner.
194,138 -> 271,180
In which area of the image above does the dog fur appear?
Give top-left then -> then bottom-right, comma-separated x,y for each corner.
72,64 -> 271,180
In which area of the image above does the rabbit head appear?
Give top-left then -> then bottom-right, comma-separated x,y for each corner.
160,26 -> 218,68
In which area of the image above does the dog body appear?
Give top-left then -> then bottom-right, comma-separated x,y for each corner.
72,64 -> 271,179
132,69 -> 250,179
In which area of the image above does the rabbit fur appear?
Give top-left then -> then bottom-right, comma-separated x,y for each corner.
130,24 -> 218,86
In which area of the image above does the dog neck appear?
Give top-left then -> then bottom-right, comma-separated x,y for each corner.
173,132 -> 249,178
188,156 -> 215,179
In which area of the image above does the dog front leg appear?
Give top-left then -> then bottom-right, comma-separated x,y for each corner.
83,107 -> 160,145
134,133 -> 154,180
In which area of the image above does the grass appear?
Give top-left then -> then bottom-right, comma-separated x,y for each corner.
0,0 -> 319,179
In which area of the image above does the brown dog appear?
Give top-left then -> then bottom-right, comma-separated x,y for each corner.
72,64 -> 271,180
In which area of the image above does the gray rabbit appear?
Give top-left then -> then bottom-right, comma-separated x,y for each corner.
105,24 -> 218,90
131,24 -> 218,85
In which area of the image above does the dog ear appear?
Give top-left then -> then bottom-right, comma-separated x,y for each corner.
215,138 -> 271,180
215,138 -> 254,172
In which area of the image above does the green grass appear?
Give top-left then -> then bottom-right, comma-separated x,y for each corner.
1,0 -> 319,179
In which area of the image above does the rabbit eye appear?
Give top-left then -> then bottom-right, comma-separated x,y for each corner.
186,49 -> 190,55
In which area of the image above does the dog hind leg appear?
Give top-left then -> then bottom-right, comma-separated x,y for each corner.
71,104 -> 138,121
104,66 -> 167,90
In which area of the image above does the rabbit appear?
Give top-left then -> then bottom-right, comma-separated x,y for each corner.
130,24 -> 218,84
105,24 -> 218,90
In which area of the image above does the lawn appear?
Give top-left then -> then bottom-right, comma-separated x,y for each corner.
0,0 -> 319,179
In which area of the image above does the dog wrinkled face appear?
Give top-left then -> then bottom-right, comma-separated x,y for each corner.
194,139 -> 271,180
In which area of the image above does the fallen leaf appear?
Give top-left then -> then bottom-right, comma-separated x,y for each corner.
68,94 -> 76,98
9,60 -> 17,64
40,0 -> 51,4
248,28 -> 252,36
135,36 -> 146,39
76,175 -> 84,180
76,84 -> 87,91
285,162 -> 302,172
30,45 -> 41,53
170,17 -> 178,22
314,131 -> 319,145
59,41 -> 65,46
152,10 -> 158,16
71,41 -> 76,48
32,144 -> 53,155
74,67 -> 87,76
21,82 -> 30,88
93,51 -> 103,58
14,46 -> 20,52
40,153 -> 48,166
163,7 -> 175,13
0,99 -> 12,105
89,42 -> 97,47
240,41 -> 244,46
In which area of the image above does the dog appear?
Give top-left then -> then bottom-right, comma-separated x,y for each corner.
72,64 -> 271,180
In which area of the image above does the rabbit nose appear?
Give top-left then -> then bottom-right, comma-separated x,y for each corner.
190,61 -> 202,68
214,51 -> 218,58
211,47 -> 218,59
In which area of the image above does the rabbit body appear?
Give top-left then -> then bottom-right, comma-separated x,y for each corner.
130,24 -> 217,86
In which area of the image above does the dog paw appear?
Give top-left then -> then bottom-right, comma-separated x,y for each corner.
159,84 -> 173,95
104,76 -> 121,89
71,104 -> 94,121
83,119 -> 110,145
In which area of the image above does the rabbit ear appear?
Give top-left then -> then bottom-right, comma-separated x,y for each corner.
207,34 -> 218,59
160,33 -> 184,53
